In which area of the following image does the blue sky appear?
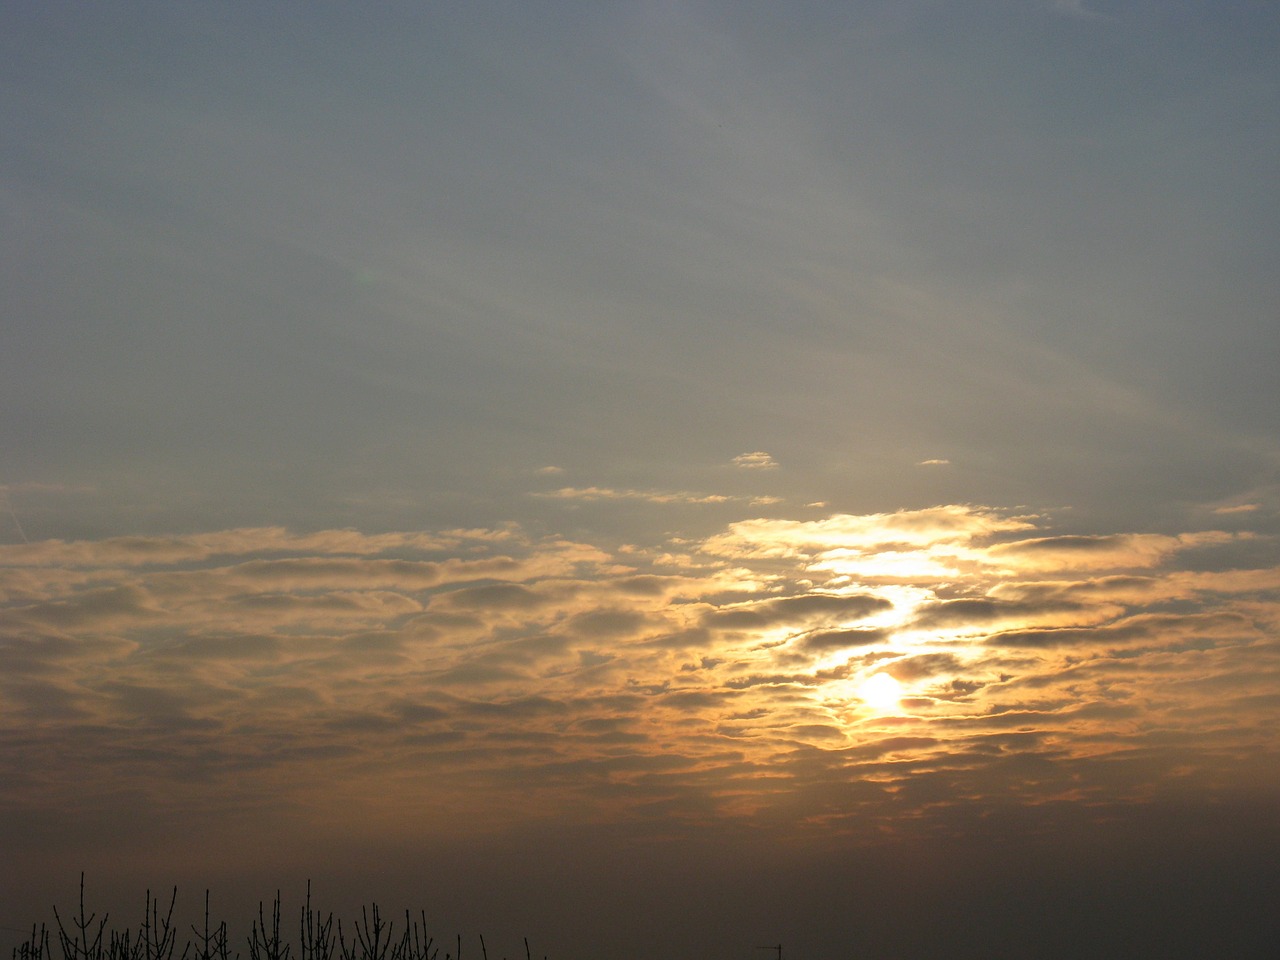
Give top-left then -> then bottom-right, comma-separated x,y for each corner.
3,3 -> 1279,958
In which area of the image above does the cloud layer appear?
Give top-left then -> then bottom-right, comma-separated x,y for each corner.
3,505 -> 1276,859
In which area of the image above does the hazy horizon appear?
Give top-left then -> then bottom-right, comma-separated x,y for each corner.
3,3 -> 1279,958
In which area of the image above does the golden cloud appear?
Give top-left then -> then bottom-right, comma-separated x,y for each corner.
1,506 -> 1275,845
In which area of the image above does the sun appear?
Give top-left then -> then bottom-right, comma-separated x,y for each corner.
857,672 -> 903,713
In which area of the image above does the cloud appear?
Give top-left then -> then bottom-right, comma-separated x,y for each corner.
8,584 -> 165,631
1,503 -> 1276,862
538,485 -> 725,503
796,627 -> 889,651
917,459 -> 950,466
732,451 -> 778,470
0,527 -> 472,569
702,593 -> 891,631
885,653 -> 965,681
989,531 -> 1239,572
535,485 -> 776,506
701,505 -> 1036,559
911,596 -> 1099,631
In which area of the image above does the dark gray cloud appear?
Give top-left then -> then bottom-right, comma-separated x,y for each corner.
885,653 -> 965,681
437,583 -> 545,610
912,596 -> 1084,628
796,627 -> 889,651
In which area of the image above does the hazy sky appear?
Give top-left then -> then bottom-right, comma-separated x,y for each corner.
3,3 -> 1279,958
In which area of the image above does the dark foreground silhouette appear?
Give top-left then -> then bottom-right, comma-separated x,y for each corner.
14,876 -> 539,960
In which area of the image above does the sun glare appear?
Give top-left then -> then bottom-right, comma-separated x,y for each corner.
858,672 -> 903,713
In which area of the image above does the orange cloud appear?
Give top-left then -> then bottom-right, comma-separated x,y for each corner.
1,505 -> 1275,854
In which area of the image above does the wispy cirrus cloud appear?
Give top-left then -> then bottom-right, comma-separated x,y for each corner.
534,486 -> 781,506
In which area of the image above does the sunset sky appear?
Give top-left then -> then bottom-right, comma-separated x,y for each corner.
3,3 -> 1279,958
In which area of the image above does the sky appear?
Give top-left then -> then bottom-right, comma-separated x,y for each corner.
2,1 -> 1279,957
